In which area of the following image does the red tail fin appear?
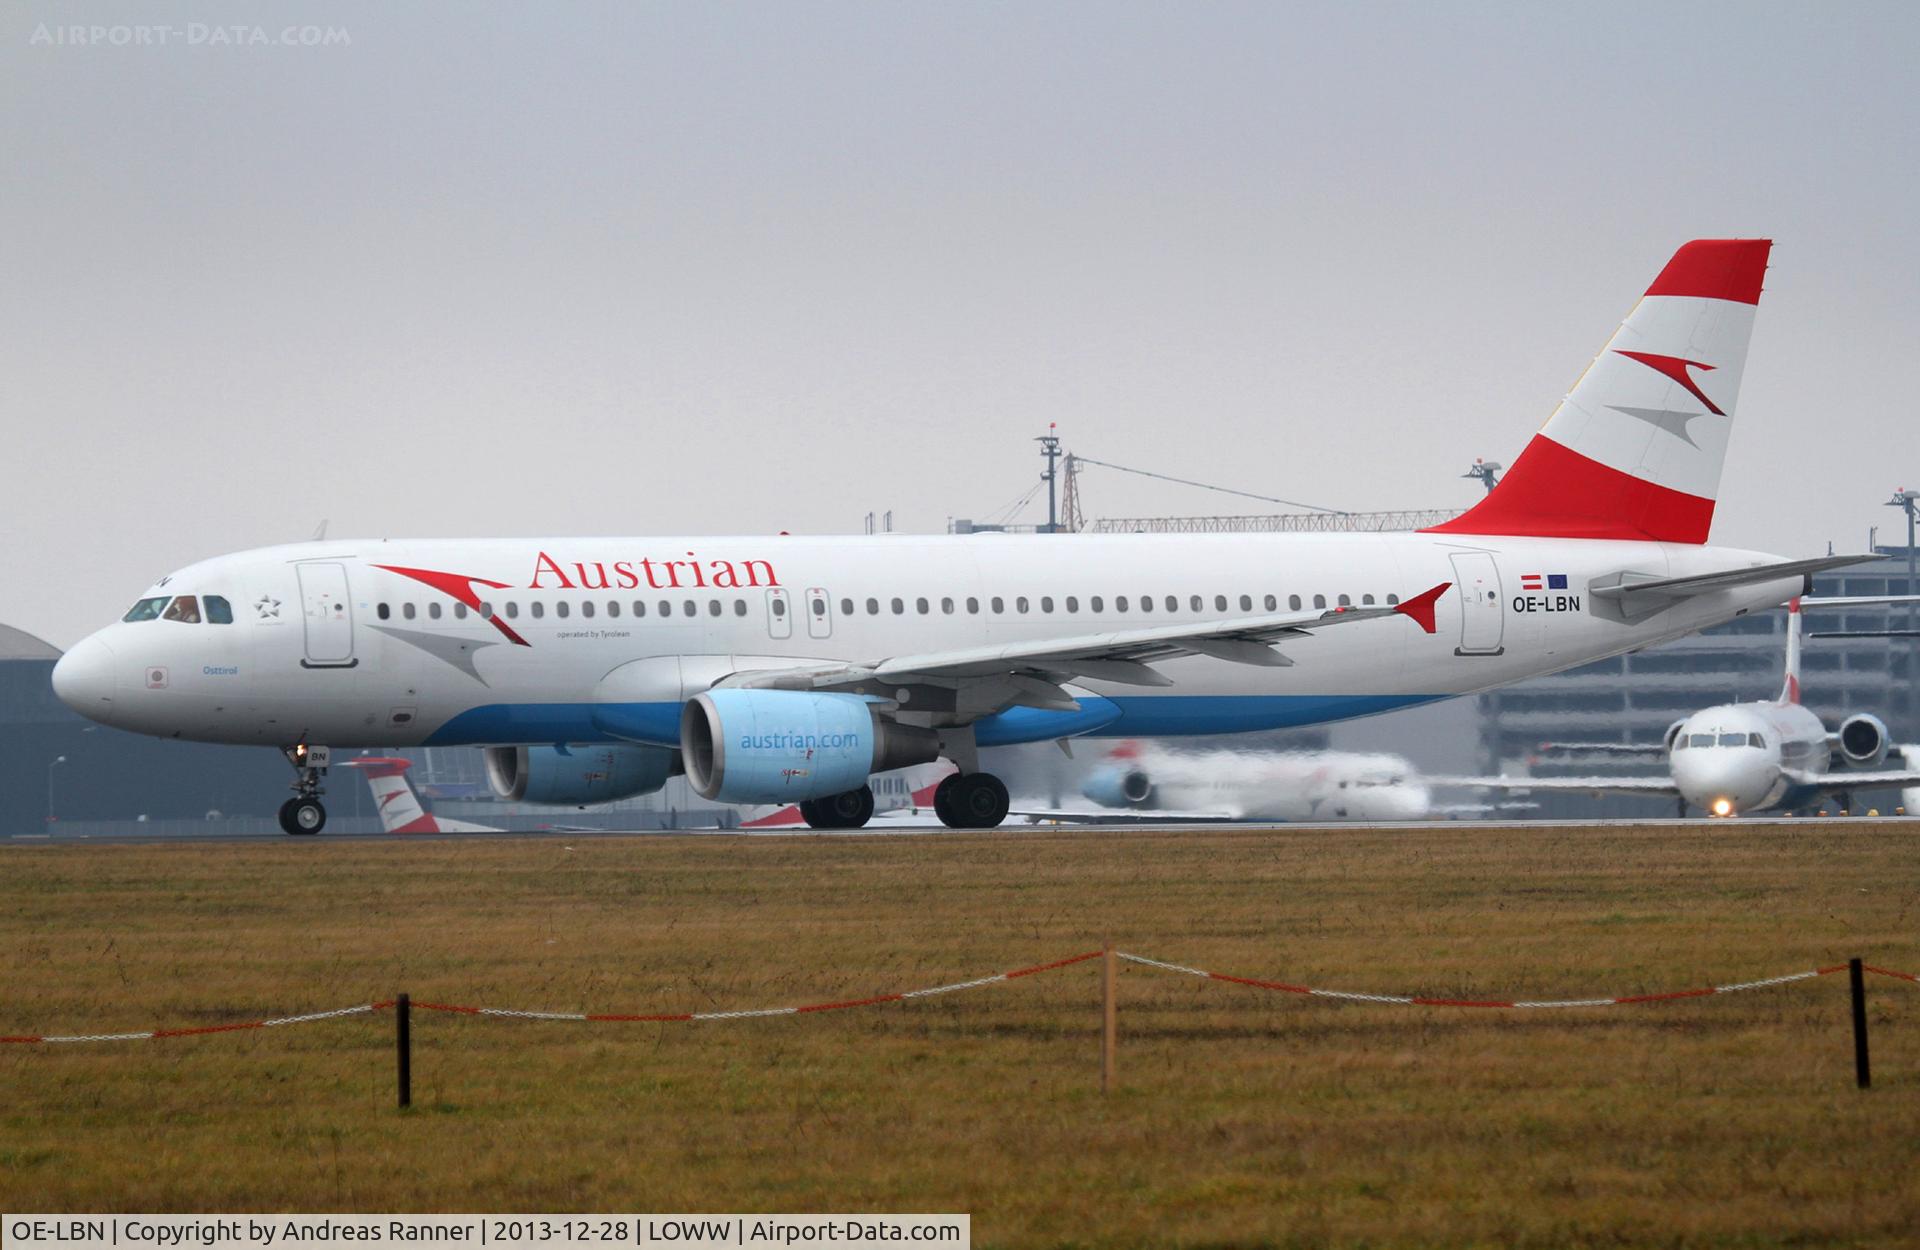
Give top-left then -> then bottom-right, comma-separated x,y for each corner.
1425,239 -> 1770,544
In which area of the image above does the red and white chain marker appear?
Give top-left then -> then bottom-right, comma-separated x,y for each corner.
0,1002 -> 388,1046
412,950 -> 1106,1023
5,952 -> 1912,1043
1116,953 -> 1901,1008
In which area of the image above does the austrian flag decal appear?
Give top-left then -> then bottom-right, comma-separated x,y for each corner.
1519,573 -> 1568,592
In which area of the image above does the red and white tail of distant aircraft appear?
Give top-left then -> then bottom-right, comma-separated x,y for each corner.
1460,597 -> 1920,817
54,238 -> 1870,834
340,757 -> 501,833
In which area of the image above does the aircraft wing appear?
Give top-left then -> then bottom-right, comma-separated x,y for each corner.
1591,555 -> 1872,604
1533,742 -> 1667,755
722,581 -> 1453,694
1780,768 -> 1920,791
1433,774 -> 1680,796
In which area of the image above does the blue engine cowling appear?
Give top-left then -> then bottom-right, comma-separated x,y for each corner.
680,689 -> 940,804
1082,764 -> 1155,809
484,743 -> 678,805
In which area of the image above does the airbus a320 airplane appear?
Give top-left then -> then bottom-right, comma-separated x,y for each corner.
53,239 -> 1858,833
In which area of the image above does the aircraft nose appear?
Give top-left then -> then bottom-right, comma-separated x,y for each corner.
52,634 -> 118,721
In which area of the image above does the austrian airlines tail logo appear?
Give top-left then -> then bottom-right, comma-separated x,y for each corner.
371,564 -> 531,647
1608,350 -> 1727,446
1614,350 -> 1725,415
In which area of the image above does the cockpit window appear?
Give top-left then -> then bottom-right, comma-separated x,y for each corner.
1748,732 -> 1766,748
122,596 -> 170,622
1688,733 -> 1714,747
1717,732 -> 1747,747
161,595 -> 201,624
204,595 -> 233,625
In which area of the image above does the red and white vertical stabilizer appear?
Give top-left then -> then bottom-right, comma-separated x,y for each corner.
1429,238 -> 1771,543
342,757 -> 500,833
1779,597 -> 1803,705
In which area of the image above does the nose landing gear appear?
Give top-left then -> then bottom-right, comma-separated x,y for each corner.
279,744 -> 330,835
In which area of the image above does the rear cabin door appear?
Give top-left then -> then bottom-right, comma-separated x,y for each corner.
1447,552 -> 1505,656
297,562 -> 357,666
766,588 -> 793,640
805,586 -> 833,639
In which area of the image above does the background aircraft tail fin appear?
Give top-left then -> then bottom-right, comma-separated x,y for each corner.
1780,596 -> 1803,704
342,757 -> 439,833
1426,238 -> 1771,544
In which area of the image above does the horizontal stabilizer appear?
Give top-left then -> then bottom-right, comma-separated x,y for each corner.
1592,555 -> 1874,602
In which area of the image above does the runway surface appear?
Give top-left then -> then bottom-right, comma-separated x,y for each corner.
8,814 -> 1915,846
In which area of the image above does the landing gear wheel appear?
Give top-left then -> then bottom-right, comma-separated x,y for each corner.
803,786 -> 875,830
932,774 -> 961,828
940,773 -> 1010,830
280,797 -> 326,836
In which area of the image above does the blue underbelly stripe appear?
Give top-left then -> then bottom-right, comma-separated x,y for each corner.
422,692 -> 1448,748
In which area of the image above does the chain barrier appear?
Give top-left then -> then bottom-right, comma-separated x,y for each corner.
2,953 -> 1913,1044
1116,953 -> 1909,1008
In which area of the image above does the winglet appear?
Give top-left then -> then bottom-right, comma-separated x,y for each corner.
1394,582 -> 1451,634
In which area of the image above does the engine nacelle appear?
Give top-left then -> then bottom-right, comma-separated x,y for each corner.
484,744 -> 678,805
1081,765 -> 1155,809
1838,713 -> 1890,767
680,689 -> 940,804
1663,719 -> 1689,753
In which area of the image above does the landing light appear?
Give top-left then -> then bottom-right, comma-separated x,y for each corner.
1712,798 -> 1734,818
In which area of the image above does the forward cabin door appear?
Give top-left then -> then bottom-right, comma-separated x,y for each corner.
805,586 -> 833,639
766,588 -> 793,640
1448,552 -> 1505,656
297,562 -> 357,667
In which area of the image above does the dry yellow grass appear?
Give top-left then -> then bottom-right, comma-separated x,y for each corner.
2,823 -> 1918,1247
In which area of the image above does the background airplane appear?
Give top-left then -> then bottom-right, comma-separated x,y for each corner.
341,757 -> 501,833
1022,741 -> 1526,823
1462,598 -> 1920,816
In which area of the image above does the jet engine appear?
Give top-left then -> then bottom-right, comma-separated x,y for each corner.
679,689 -> 940,804
1838,713 -> 1890,767
1663,719 -> 1689,752
1081,764 -> 1155,809
484,743 -> 679,805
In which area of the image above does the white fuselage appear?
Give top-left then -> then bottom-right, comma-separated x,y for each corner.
1093,746 -> 1434,821
53,532 -> 1800,752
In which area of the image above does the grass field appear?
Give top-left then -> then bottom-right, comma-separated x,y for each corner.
3,823 -> 1918,1247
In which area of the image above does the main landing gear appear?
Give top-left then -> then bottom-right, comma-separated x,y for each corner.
801,785 -> 875,830
933,772 -> 1010,830
279,744 -> 329,836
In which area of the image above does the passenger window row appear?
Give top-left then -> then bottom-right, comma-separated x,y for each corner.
372,590 -> 1401,624
828,592 -> 1397,617
376,598 -> 754,622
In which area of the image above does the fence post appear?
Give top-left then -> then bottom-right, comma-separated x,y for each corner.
396,992 -> 412,1109
1101,943 -> 1116,1096
1849,958 -> 1870,1090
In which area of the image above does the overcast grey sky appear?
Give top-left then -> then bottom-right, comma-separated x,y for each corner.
4,1 -> 1918,647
